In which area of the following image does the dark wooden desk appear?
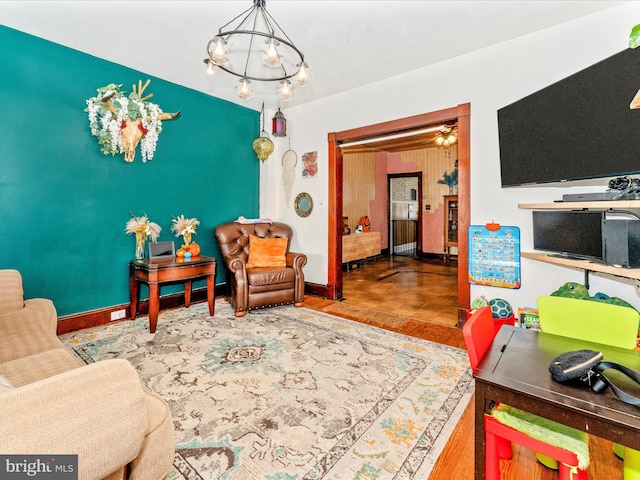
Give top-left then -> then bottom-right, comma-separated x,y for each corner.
129,256 -> 216,333
474,326 -> 640,480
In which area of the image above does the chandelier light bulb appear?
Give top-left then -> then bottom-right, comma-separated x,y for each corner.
294,62 -> 312,86
205,60 -> 215,75
261,38 -> 282,68
209,36 -> 230,64
276,80 -> 294,101
435,127 -> 458,148
236,78 -> 254,100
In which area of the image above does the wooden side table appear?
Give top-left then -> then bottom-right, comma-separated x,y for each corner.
129,255 -> 217,333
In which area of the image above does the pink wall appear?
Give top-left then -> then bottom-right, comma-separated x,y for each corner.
371,151 -> 445,254
423,204 -> 445,254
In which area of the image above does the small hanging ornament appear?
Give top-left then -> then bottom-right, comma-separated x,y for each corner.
272,107 -> 287,137
282,138 -> 297,207
253,102 -> 274,161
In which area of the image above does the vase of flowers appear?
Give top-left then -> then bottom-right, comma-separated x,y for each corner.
125,213 -> 161,259
135,232 -> 146,260
171,215 -> 200,258
171,215 -> 199,246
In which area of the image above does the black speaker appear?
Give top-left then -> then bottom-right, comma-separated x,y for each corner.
602,219 -> 640,268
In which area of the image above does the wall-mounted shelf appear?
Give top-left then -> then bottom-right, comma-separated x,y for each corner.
519,200 -> 640,210
522,252 -> 640,281
519,201 -> 640,288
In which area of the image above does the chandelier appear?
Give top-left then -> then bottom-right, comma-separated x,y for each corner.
435,126 -> 458,148
204,0 -> 311,101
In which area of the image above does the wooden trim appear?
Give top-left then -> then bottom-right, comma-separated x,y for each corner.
332,107 -> 459,143
328,104 -> 471,314
56,285 -> 227,335
304,282 -> 330,298
456,103 -> 471,318
57,282 -> 330,335
327,132 -> 343,300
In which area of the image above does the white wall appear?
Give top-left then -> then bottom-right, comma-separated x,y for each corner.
261,3 -> 640,310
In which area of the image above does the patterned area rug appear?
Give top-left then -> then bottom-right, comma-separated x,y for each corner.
61,301 -> 473,480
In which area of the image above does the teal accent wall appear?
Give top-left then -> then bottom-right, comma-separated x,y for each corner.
0,26 -> 259,316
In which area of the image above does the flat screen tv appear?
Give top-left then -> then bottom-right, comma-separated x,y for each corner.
498,47 -> 640,187
532,211 -> 603,261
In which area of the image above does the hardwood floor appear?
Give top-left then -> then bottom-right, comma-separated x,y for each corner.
338,255 -> 459,327
303,255 -> 622,480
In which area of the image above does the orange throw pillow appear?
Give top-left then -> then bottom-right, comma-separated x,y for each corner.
246,234 -> 288,268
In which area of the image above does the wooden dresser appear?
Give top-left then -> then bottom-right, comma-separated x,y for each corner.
343,232 -> 381,264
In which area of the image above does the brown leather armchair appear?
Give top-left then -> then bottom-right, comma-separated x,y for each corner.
214,221 -> 307,317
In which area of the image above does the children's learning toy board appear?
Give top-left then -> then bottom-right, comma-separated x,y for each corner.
468,223 -> 521,289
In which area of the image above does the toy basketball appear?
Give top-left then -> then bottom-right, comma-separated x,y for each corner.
489,298 -> 513,319
359,216 -> 371,232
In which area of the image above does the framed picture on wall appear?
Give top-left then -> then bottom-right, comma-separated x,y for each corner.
302,151 -> 318,178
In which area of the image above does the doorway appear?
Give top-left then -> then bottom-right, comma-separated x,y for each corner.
327,104 -> 470,324
389,173 -> 421,258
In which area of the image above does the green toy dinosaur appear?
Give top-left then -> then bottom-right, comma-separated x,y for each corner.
550,282 -> 637,311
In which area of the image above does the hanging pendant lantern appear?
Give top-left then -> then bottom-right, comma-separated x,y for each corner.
253,102 -> 274,161
253,135 -> 274,161
272,107 -> 287,137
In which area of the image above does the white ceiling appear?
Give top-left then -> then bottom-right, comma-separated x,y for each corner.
0,1 -> 630,111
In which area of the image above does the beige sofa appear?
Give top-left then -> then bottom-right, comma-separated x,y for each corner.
0,269 -> 175,480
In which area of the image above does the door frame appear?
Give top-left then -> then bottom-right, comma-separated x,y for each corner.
327,103 -> 470,324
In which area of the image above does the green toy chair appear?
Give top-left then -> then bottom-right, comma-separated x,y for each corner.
538,295 -> 640,480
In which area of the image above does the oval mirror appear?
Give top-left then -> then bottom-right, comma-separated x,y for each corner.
295,192 -> 313,217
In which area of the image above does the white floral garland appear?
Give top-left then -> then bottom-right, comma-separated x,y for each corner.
85,83 -> 164,162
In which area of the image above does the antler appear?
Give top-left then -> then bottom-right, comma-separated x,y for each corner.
102,84 -> 180,119
133,79 -> 153,102
158,111 -> 182,120
101,91 -> 118,115
95,80 -> 180,163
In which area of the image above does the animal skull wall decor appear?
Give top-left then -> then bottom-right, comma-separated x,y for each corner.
85,79 -> 181,163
